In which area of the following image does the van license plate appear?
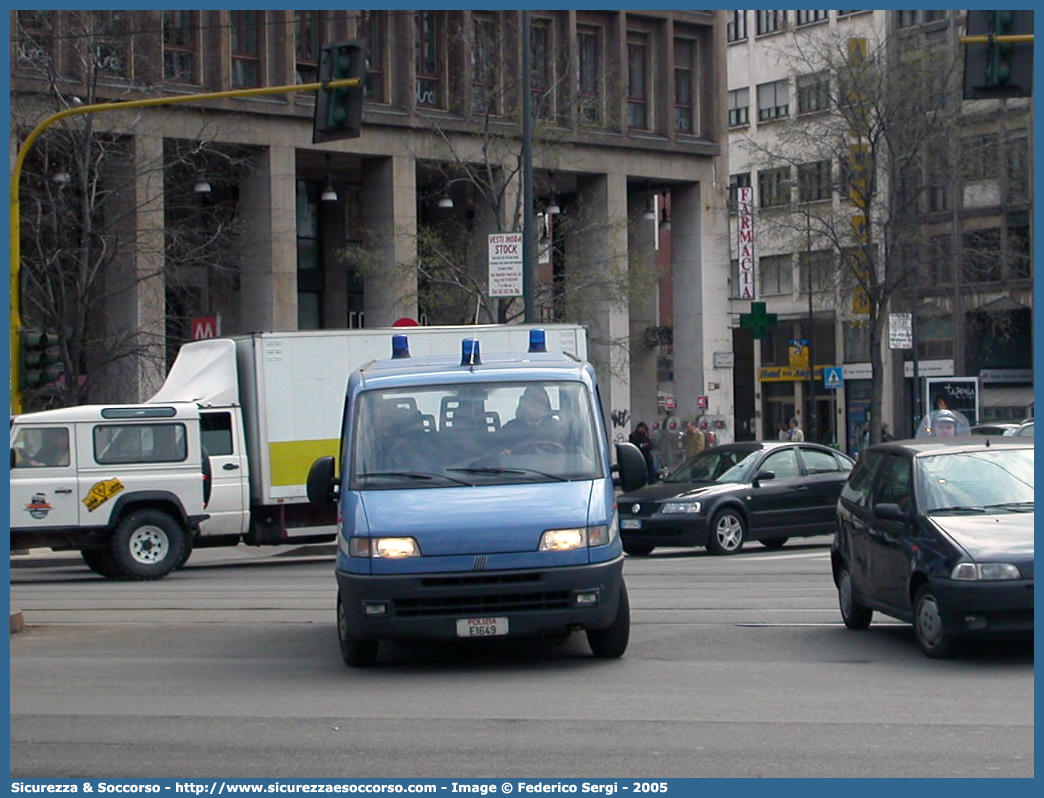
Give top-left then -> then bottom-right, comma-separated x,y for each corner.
456,617 -> 508,637
621,519 -> 642,529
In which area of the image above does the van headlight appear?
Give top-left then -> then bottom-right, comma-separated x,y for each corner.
539,524 -> 613,551
951,562 -> 1021,581
349,537 -> 421,558
662,500 -> 702,514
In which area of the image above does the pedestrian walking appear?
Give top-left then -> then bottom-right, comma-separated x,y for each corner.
788,417 -> 804,442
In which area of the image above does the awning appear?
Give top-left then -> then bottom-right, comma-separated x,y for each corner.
980,385 -> 1034,409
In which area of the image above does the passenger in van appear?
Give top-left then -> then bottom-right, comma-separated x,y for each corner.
16,427 -> 70,468
498,386 -> 566,454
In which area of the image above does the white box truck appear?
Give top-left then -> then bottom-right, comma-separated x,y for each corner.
9,325 -> 587,580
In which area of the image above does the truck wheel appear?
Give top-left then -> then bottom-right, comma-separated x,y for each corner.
174,533 -> 195,570
81,549 -> 124,579
586,583 -> 630,659
337,591 -> 378,667
110,510 -> 185,581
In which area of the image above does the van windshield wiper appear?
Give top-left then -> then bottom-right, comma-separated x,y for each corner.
359,471 -> 473,486
982,501 -> 1035,512
449,466 -> 568,482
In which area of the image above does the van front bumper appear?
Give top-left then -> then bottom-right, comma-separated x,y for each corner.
336,557 -> 624,641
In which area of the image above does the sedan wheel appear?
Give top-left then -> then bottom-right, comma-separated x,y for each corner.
706,508 -> 745,555
914,585 -> 957,658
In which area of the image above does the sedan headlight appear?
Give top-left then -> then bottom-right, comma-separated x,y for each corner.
539,524 -> 613,551
951,562 -> 1022,581
662,500 -> 703,515
349,537 -> 421,558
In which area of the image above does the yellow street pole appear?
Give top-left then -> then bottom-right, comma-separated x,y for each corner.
10,78 -> 360,414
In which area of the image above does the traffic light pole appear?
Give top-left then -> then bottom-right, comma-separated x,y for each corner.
9,77 -> 360,414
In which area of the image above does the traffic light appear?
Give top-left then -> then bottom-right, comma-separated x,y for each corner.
312,39 -> 366,143
21,329 -> 65,389
963,10 -> 1034,100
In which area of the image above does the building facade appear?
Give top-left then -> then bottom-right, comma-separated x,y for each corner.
11,9 -> 735,446
724,9 -> 1033,452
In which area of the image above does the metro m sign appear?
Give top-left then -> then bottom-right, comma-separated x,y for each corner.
191,316 -> 219,340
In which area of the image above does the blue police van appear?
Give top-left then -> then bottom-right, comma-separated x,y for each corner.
307,330 -> 647,666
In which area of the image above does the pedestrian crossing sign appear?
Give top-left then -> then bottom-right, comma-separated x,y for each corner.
824,367 -> 843,390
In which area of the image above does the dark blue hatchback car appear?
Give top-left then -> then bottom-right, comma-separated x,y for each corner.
833,437 -> 1034,657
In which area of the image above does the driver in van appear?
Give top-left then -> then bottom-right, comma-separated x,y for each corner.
498,385 -> 566,454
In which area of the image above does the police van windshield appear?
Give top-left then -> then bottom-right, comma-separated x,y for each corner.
350,381 -> 603,489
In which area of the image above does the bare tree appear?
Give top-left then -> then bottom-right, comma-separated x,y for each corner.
12,11 -> 253,409
737,25 -> 964,443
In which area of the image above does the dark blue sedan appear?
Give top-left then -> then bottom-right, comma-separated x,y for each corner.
618,441 -> 854,556
833,437 -> 1034,658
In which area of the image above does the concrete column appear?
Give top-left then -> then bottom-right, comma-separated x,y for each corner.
101,133 -> 166,402
569,172 -> 630,447
362,155 -> 417,325
239,145 -> 297,331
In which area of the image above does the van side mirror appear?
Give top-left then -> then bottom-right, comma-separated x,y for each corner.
614,442 -> 647,492
306,456 -> 339,507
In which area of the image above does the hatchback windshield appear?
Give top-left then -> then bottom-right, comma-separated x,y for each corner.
916,447 -> 1034,513
664,448 -> 761,484
349,381 -> 603,488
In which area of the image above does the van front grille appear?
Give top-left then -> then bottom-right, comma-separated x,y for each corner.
394,590 -> 571,617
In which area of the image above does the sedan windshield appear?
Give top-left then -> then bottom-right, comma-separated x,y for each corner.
917,448 -> 1034,513
349,381 -> 603,488
664,449 -> 761,484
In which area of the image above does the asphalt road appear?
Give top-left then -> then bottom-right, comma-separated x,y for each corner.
9,540 -> 1034,779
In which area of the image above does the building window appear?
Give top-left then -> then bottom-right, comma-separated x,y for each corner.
1007,211 -> 1032,279
756,10 -> 784,35
294,11 -> 321,85
897,10 -> 946,28
759,254 -> 793,296
92,11 -> 128,76
626,33 -> 649,130
758,166 -> 791,208
674,38 -> 696,134
800,250 -> 833,292
728,88 -> 749,127
798,160 -> 832,202
1006,132 -> 1029,203
843,321 -> 871,362
472,14 -> 500,116
231,10 -> 261,88
363,11 -> 386,103
726,11 -> 747,42
296,181 -> 323,330
415,11 -> 443,108
925,140 -> 950,212
163,11 -> 198,83
578,27 -> 603,125
928,235 -> 952,285
728,172 -> 751,213
15,11 -> 54,67
963,228 -> 1002,283
961,135 -> 998,181
837,11 -> 864,18
796,11 -> 828,25
916,316 -> 953,359
797,71 -> 830,114
757,79 -> 789,121
531,18 -> 554,120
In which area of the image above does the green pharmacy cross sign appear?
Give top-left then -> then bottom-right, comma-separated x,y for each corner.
739,302 -> 778,340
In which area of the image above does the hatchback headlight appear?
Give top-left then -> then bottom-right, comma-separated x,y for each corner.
349,537 -> 421,558
662,500 -> 703,515
951,562 -> 1021,581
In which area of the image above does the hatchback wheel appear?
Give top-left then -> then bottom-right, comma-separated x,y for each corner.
838,564 -> 872,629
706,508 -> 745,555
914,585 -> 957,658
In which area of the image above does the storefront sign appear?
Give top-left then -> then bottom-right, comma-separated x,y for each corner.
736,187 -> 755,300
759,365 -> 826,382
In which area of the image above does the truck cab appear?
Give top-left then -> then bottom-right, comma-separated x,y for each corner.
10,403 -> 209,579
308,331 -> 647,666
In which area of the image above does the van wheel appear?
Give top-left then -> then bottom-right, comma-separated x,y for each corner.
706,508 -> 745,555
337,591 -> 378,667
110,510 -> 185,581
81,549 -> 124,579
586,583 -> 630,659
